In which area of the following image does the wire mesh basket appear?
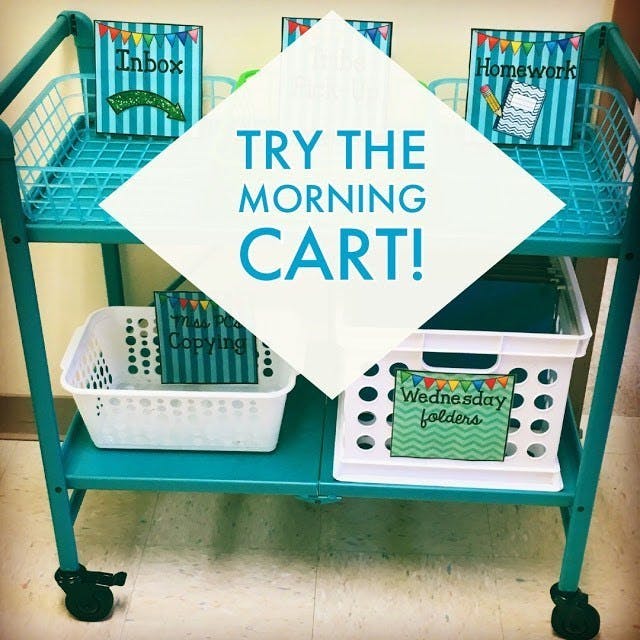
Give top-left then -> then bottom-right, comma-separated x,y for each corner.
428,79 -> 639,237
12,73 -> 235,224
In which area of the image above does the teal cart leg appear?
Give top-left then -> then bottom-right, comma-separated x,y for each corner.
0,122 -> 126,621
551,159 -> 640,640
101,244 -> 125,306
0,122 -> 79,571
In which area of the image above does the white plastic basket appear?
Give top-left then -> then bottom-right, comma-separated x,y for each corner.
334,257 -> 591,491
61,307 -> 296,451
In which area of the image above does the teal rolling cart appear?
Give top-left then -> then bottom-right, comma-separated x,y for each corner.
1,12 -> 638,639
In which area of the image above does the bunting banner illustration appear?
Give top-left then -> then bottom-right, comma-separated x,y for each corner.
391,370 -> 515,461
282,17 -> 392,56
156,292 -> 211,311
153,290 -> 258,385
398,370 -> 512,392
95,20 -> 203,137
465,29 -> 583,146
96,22 -> 200,46
475,31 -> 581,55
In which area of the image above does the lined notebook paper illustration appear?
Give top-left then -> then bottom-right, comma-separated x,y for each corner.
465,29 -> 582,146
494,81 -> 546,140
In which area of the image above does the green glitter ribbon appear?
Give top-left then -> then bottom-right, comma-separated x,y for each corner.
106,90 -> 185,121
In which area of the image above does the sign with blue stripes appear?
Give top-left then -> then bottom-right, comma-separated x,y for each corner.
282,17 -> 392,56
465,29 -> 582,146
154,291 -> 258,384
95,20 -> 203,137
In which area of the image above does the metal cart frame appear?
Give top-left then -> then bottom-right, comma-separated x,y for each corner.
0,12 -> 638,638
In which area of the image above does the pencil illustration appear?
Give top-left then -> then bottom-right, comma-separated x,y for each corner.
480,84 -> 502,117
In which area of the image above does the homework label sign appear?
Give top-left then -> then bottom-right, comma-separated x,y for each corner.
100,12 -> 564,398
391,371 -> 515,461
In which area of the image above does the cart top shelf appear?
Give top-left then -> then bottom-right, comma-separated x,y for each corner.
10,73 -> 639,256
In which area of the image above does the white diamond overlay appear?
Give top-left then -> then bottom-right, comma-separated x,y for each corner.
100,12 -> 564,398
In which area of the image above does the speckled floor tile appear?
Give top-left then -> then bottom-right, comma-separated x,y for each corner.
0,442 -> 157,639
495,553 -> 640,640
121,547 -> 316,640
313,551 -> 501,640
0,540 -> 136,640
494,556 -> 572,640
319,498 -> 491,556
487,504 -> 564,560
583,452 -> 640,566
0,439 -> 16,480
146,492 -> 320,552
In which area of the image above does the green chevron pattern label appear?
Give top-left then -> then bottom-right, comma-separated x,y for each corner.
390,370 -> 514,461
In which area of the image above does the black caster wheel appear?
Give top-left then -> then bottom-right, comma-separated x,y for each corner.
551,601 -> 600,640
56,563 -> 125,621
65,584 -> 114,622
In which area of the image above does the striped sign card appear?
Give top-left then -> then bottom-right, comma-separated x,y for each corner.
154,292 -> 258,384
391,371 -> 515,461
282,17 -> 392,56
465,29 -> 582,146
95,20 -> 203,137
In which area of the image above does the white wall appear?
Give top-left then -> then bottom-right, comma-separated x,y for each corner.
0,0 -> 614,395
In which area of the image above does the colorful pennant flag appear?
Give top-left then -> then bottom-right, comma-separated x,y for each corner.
96,22 -> 199,47
397,371 -> 515,393
475,31 -> 581,56
423,377 -> 435,389
285,18 -> 389,41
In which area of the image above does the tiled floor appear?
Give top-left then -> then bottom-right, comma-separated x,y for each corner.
0,415 -> 638,640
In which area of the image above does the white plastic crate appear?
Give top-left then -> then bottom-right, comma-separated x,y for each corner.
334,258 -> 591,491
61,307 -> 296,451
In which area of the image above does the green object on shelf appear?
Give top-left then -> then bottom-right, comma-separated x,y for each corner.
234,68 -> 259,91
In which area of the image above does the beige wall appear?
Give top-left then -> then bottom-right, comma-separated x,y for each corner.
0,0 -> 614,396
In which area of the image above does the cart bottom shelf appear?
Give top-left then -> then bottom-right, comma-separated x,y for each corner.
61,378 -> 582,506
61,376 -> 326,497
320,400 -> 581,506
